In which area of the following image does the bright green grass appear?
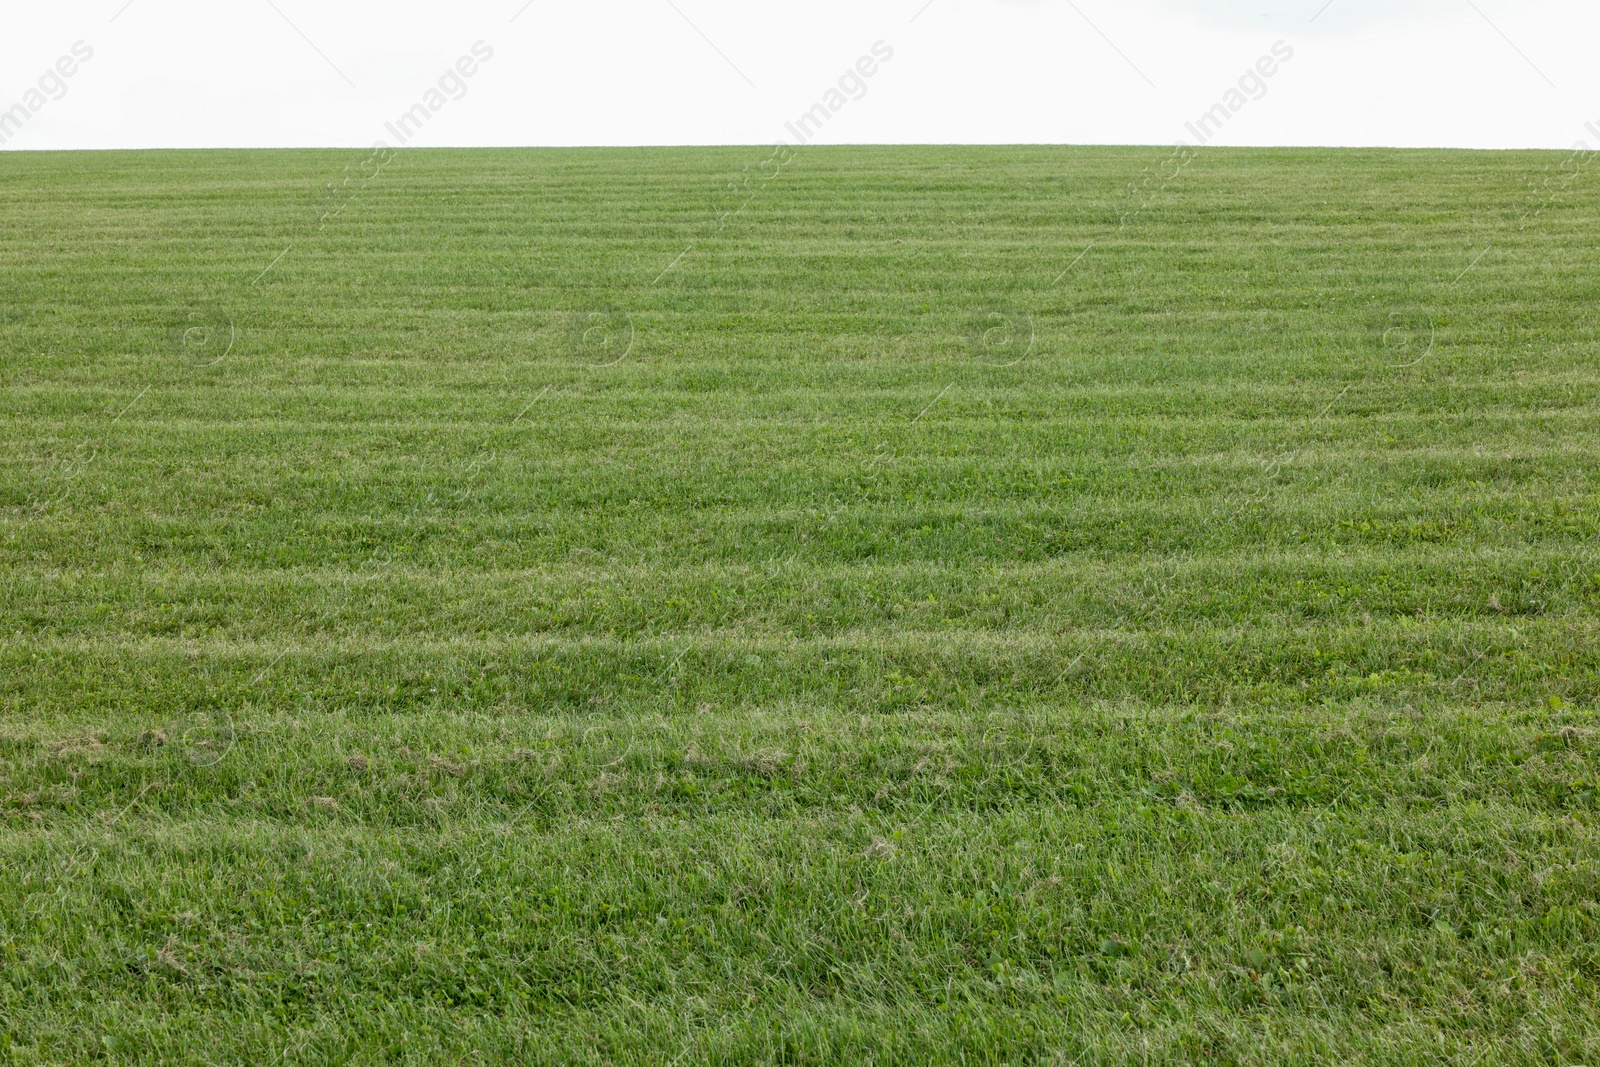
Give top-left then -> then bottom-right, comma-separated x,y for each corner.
2,145 -> 1599,1064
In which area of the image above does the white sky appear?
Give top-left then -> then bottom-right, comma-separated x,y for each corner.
2,0 -> 1597,151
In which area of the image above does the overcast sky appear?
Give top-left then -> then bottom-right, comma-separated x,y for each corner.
3,0 -> 1597,151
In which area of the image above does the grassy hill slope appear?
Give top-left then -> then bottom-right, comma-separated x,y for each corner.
2,145 -> 1598,1064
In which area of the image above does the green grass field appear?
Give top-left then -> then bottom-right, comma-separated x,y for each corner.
2,144 -> 1599,1064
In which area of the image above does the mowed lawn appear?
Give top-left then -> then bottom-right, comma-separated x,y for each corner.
2,145 -> 1599,1064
